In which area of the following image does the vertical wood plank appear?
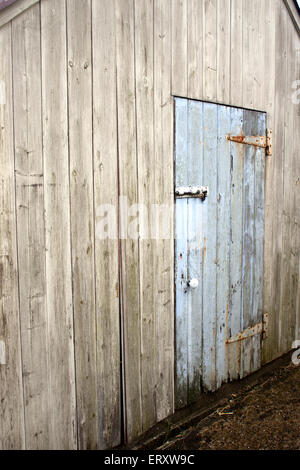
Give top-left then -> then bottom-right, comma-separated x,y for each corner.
187,0 -> 203,99
92,0 -> 121,449
175,98 -> 188,408
172,0 -> 187,97
281,19 -> 297,355
262,0 -> 276,364
153,0 -> 174,423
202,102 -> 218,391
135,0 -> 156,432
187,100 -> 203,402
264,0 -> 276,127
115,0 -> 142,443
0,22 -> 25,450
67,0 -> 98,450
253,114 -> 266,324
12,4 -> 51,449
217,0 -> 230,104
242,0 -> 265,110
252,112 -> 266,373
228,107 -> 244,381
230,0 -> 243,107
252,0 -> 265,110
273,1 -> 287,359
242,0 -> 253,109
187,198 -> 203,402
175,199 -> 188,408
241,110 -> 257,378
216,104 -> 231,388
203,0 -> 217,102
292,42 -> 300,342
41,0 -> 77,449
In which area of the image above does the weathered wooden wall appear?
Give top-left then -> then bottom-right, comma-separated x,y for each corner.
0,0 -> 299,449
172,0 -> 300,368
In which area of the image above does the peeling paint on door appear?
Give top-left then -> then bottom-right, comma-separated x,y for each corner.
175,98 -> 266,408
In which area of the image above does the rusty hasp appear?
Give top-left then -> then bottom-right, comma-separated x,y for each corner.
175,186 -> 209,200
226,314 -> 269,344
227,129 -> 272,156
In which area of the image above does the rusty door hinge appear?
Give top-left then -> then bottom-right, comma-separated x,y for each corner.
227,129 -> 272,156
226,313 -> 269,344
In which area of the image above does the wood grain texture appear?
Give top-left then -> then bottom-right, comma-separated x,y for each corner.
230,0 -> 243,107
242,0 -> 265,110
135,0 -> 156,432
67,0 -> 98,450
202,102 -> 218,391
292,40 -> 300,341
172,0 -> 187,96
263,0 -> 276,364
291,37 -> 300,340
175,98 -> 188,407
175,197 -> 188,407
175,100 -> 266,400
241,110 -> 258,378
216,105 -> 231,388
273,0 -> 287,361
281,16 -> 299,354
217,0 -> 230,104
252,112 -> 266,373
115,0 -> 142,443
92,0 -> 121,450
187,198 -> 203,401
0,0 -> 299,449
12,3 -> 50,449
203,0 -> 217,101
228,107 -> 243,381
285,14 -> 295,352
186,101 -> 203,402
187,0 -> 203,99
0,22 -> 25,450
0,0 -> 39,28
153,0 -> 174,423
41,0 -> 77,449
252,0 -> 265,110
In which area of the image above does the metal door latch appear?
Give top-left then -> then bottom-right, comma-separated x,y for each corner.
175,186 -> 209,200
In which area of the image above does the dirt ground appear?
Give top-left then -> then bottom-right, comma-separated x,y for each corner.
160,363 -> 300,450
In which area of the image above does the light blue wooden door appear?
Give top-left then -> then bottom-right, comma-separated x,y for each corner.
175,98 -> 266,408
